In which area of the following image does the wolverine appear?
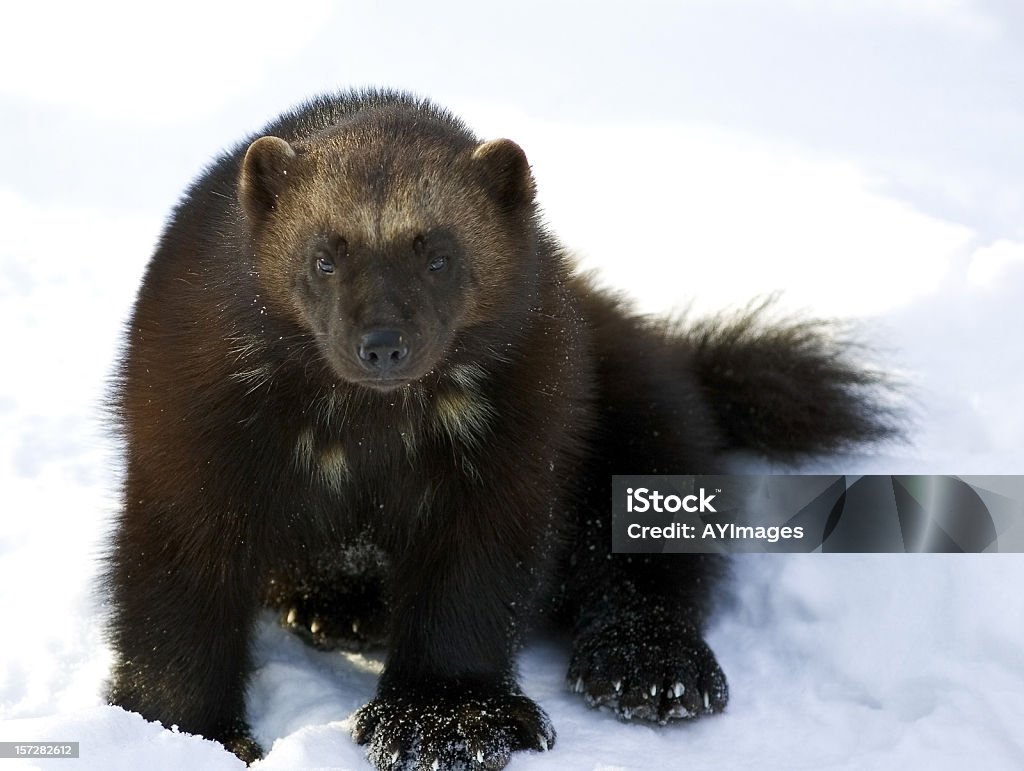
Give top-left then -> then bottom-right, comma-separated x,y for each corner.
104,89 -> 891,770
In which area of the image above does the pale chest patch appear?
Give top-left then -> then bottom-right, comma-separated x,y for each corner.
294,425 -> 350,491
433,388 -> 494,447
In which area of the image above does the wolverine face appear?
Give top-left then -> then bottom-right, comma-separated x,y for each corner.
291,226 -> 469,388
237,113 -> 536,391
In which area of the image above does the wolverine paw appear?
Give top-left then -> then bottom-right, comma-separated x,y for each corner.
219,723 -> 264,765
352,682 -> 555,771
567,614 -> 728,723
277,585 -> 389,652
279,602 -> 385,652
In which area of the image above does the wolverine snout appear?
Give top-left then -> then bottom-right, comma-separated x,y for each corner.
356,328 -> 411,376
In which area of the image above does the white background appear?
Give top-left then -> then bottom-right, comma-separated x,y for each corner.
1,2 -> 1022,769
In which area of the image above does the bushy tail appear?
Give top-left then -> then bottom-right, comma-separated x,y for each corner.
679,299 -> 900,460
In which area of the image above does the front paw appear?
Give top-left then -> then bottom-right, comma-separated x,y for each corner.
568,612 -> 728,724
352,681 -> 555,770
219,721 -> 264,765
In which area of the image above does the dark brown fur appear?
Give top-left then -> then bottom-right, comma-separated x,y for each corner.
103,90 -> 893,770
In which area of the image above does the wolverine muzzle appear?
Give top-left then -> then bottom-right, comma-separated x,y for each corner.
357,329 -> 411,376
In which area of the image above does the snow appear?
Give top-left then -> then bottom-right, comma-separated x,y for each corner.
2,2 -> 1023,770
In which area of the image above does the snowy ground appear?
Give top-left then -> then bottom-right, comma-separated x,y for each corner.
2,2 -> 1023,770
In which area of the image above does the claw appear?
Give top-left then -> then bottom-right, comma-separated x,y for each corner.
672,682 -> 685,699
285,608 -> 297,625
309,618 -> 322,635
613,679 -> 622,693
537,734 -> 548,752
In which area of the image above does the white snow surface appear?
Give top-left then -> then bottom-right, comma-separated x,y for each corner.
2,3 -> 1023,770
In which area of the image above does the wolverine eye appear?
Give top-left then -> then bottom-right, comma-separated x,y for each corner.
315,235 -> 346,275
414,232 -> 455,273
316,255 -> 335,275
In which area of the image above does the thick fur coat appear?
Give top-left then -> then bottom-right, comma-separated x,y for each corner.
104,90 -> 891,770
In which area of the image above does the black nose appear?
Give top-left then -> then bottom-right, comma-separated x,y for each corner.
357,329 -> 410,374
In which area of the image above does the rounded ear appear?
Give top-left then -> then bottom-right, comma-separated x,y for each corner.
238,136 -> 297,223
471,138 -> 535,209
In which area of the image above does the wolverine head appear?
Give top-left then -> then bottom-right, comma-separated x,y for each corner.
237,105 -> 537,390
